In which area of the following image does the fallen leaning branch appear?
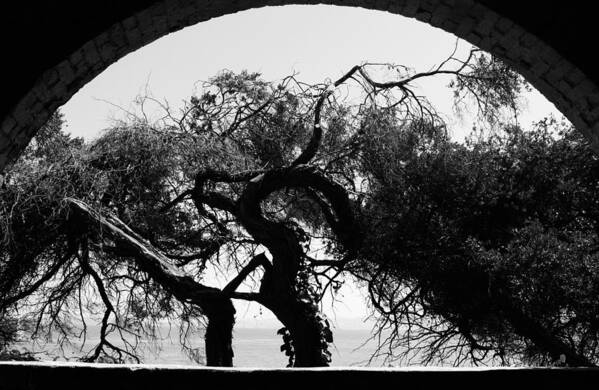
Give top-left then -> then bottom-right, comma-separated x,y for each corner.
66,197 -> 235,366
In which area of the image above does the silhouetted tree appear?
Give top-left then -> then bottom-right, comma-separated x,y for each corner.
4,49 -> 574,367
357,117 -> 599,366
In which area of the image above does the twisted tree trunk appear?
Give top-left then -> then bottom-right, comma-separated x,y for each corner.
229,166 -> 359,367
265,296 -> 330,367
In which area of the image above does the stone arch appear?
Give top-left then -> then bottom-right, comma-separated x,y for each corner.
1,0 -> 599,170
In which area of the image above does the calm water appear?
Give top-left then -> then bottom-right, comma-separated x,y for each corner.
15,328 -> 387,367
228,328 -> 383,367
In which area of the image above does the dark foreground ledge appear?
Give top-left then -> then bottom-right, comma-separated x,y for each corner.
2,362 -> 599,390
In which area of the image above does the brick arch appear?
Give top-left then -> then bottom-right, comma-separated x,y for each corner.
1,0 -> 598,170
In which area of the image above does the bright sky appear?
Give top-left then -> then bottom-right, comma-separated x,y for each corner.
59,4 -> 563,329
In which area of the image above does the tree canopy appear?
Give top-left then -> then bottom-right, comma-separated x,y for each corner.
358,117 -> 599,366
2,49 -> 598,367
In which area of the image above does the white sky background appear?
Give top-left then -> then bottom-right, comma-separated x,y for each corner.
60,5 -> 563,329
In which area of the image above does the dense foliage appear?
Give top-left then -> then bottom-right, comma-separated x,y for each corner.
358,118 -> 599,366
3,50 -> 599,367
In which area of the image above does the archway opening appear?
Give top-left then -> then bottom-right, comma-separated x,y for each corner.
2,1 -> 598,170
1,2 -> 599,368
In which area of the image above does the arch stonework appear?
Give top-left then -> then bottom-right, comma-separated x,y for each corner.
1,0 -> 598,171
